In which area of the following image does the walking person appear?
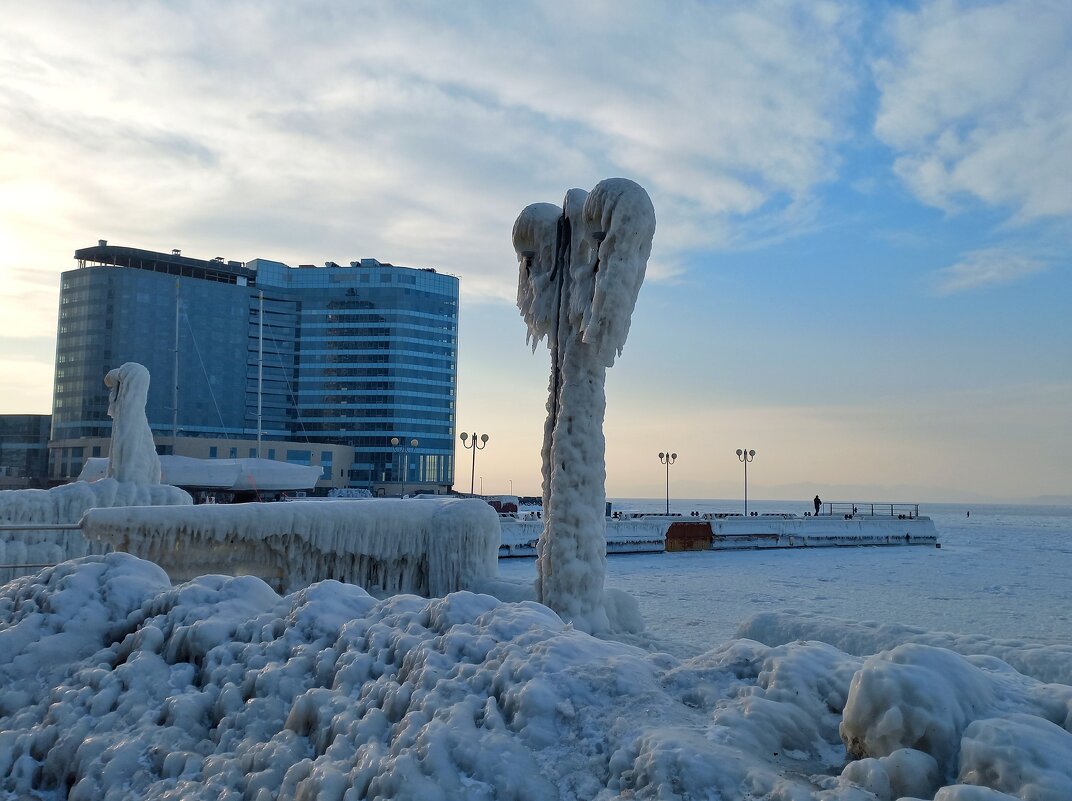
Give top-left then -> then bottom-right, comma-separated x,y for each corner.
813,494 -> 822,516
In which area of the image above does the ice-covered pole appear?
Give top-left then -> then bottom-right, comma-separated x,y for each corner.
514,178 -> 656,632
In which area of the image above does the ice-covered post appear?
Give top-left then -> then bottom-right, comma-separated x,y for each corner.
104,362 -> 162,484
514,178 -> 656,632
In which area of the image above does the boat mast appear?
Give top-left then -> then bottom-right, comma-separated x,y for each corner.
172,279 -> 180,444
257,290 -> 263,457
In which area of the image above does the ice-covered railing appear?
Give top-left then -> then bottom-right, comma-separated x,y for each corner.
81,498 -> 500,596
0,362 -> 191,582
0,482 -> 191,581
820,502 -> 921,518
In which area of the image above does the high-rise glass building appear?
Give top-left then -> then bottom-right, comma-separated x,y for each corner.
51,242 -> 458,492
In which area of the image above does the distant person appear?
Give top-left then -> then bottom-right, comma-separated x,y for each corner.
813,495 -> 821,516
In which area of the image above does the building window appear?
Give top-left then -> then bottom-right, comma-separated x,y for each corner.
286,450 -> 311,465
268,448 -> 276,460
229,447 -> 238,459
249,448 -> 257,458
209,446 -> 218,458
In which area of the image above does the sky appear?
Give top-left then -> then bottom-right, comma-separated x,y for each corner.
1,0 -> 1069,504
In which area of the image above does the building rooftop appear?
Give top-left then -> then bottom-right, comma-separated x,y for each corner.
75,241 -> 256,285
73,243 -> 457,286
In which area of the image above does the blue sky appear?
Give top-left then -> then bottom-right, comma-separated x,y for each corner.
1,1 -> 1069,502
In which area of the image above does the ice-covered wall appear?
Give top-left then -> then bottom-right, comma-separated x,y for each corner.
81,498 -> 500,596
513,178 -> 656,633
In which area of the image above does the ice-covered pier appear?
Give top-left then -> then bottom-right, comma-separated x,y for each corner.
498,506 -> 938,557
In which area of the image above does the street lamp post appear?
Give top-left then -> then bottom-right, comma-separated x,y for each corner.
390,436 -> 418,497
736,448 -> 756,516
658,451 -> 677,514
459,432 -> 489,495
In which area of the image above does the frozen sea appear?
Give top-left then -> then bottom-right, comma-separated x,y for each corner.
498,499 -> 1072,656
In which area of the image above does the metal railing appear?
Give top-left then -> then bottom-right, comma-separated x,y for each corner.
0,524 -> 84,531
821,502 -> 919,519
0,523 -> 82,570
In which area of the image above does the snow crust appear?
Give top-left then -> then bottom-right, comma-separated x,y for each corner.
4,555 -> 1069,800
80,455 -> 323,491
739,610 -> 1072,685
81,498 -> 500,596
513,178 -> 656,633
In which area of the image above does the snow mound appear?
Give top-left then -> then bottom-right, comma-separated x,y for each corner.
958,713 -> 1072,800
841,643 -> 1072,783
739,610 -> 1072,685
81,498 -> 500,596
0,557 -> 857,799
4,557 -> 1070,799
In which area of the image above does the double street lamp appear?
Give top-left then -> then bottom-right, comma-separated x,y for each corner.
390,436 -> 418,497
658,451 -> 677,514
460,432 -> 489,496
736,448 -> 756,516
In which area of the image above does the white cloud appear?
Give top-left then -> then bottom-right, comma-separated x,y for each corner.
0,0 -> 861,303
931,248 -> 1047,295
873,0 -> 1072,221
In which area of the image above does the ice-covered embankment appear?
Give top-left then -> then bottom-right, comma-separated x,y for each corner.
82,498 -> 500,596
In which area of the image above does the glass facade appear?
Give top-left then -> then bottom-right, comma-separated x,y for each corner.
53,266 -> 249,442
53,246 -> 459,490
0,414 -> 51,486
251,259 -> 457,488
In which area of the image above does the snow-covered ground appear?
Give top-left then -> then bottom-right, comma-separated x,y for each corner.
2,500 -> 1070,799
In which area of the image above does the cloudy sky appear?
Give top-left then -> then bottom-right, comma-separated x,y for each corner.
1,0 -> 1069,502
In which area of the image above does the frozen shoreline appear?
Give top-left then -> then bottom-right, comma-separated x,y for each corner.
2,552 -> 1070,800
2,500 -> 1069,798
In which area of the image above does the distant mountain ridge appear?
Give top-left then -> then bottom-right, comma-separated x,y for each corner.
1033,494 -> 1072,506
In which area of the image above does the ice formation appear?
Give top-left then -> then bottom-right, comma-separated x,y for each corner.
0,479 -> 191,583
1,362 -> 190,582
81,498 -> 500,596
513,178 -> 656,632
3,555 -> 1069,800
104,362 -> 163,484
739,610 -> 1072,685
